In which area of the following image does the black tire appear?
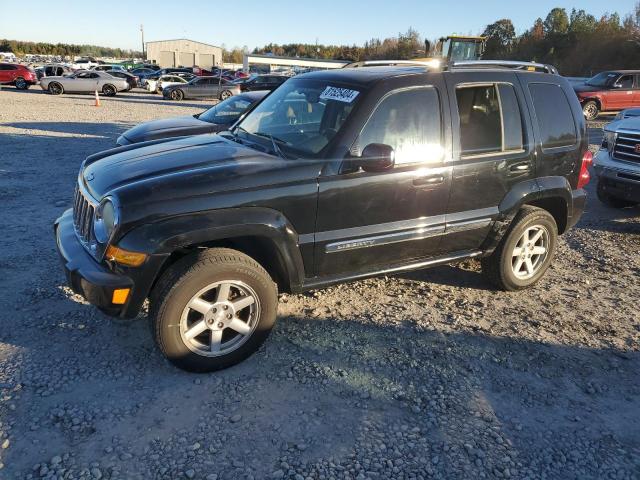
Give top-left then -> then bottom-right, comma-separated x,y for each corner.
220,89 -> 233,100
14,77 -> 29,90
149,248 -> 278,372
48,82 -> 63,95
597,180 -> 636,208
481,206 -> 558,291
170,89 -> 184,101
102,84 -> 117,97
582,100 -> 599,121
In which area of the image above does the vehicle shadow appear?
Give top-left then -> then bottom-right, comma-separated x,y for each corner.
104,96 -> 215,110
3,288 -> 639,478
5,121 -> 132,139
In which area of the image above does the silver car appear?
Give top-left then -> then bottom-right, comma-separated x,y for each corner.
40,70 -> 129,96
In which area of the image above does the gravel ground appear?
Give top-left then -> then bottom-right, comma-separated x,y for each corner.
0,87 -> 639,480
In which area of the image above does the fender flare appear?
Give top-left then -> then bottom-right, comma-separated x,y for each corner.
482,176 -> 573,253
117,207 -> 306,291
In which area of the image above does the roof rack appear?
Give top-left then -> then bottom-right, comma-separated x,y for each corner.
450,60 -> 558,75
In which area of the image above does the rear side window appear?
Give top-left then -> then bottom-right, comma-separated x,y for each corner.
529,83 -> 577,149
358,88 -> 443,165
456,83 -> 524,156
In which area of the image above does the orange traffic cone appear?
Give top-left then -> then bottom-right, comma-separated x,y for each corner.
94,90 -> 101,107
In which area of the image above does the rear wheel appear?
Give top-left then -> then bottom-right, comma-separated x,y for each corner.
481,206 -> 558,291
170,89 -> 184,101
48,82 -> 63,95
149,248 -> 278,372
582,101 -> 599,121
597,180 -> 637,208
102,84 -> 117,96
14,77 -> 28,90
220,89 -> 233,100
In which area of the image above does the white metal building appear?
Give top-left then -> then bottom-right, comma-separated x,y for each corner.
146,39 -> 222,69
243,53 -> 349,73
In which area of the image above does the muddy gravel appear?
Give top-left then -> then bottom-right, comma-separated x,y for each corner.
0,87 -> 639,480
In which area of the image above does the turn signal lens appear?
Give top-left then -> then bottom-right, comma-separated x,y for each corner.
577,150 -> 593,189
105,245 -> 147,267
112,288 -> 130,305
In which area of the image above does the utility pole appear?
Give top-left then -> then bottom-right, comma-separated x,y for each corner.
140,24 -> 145,60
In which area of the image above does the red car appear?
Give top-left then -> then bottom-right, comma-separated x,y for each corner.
573,70 -> 640,120
0,63 -> 38,89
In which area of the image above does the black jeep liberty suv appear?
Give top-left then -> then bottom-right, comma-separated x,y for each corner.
55,62 -> 590,372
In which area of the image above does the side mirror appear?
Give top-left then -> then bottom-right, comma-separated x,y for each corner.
613,83 -> 623,89
359,143 -> 395,172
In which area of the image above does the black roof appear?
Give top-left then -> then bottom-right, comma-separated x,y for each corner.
298,66 -> 428,86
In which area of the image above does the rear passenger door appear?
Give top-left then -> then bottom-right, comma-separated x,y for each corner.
444,71 -> 535,252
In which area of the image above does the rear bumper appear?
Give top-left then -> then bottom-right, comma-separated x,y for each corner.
567,188 -> 587,231
54,210 -> 167,318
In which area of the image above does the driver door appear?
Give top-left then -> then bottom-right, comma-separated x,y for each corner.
314,81 -> 452,277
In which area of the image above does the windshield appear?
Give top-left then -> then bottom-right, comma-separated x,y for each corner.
586,72 -> 618,87
199,96 -> 256,125
235,79 -> 360,157
444,39 -> 483,61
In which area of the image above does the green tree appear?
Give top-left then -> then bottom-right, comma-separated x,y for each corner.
544,8 -> 570,35
482,19 -> 516,58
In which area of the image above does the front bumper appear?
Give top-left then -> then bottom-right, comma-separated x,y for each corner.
593,149 -> 640,203
54,209 -> 166,318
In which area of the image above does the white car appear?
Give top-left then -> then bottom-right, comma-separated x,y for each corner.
146,74 -> 193,94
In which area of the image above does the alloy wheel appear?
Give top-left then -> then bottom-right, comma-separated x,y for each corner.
511,225 -> 549,280
179,280 -> 260,357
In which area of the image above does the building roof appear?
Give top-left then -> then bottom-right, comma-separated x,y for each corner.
146,38 -> 222,49
246,53 -> 349,65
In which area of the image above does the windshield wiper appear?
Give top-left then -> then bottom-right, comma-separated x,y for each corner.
254,132 -> 290,159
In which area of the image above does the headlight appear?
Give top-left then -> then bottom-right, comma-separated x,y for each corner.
94,197 -> 119,244
602,130 -> 617,153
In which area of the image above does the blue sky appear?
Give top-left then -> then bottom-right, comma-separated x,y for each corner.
1,0 -> 636,51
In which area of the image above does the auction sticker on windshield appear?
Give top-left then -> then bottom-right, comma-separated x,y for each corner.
320,86 -> 359,103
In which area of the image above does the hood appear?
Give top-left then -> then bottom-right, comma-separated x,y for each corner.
605,116 -> 640,132
120,115 -> 220,144
573,84 -> 604,94
81,135 -> 316,200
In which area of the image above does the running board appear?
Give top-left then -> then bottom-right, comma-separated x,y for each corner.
301,250 -> 483,291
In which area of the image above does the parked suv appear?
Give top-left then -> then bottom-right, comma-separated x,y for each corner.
573,70 -> 640,120
0,63 -> 38,89
55,62 -> 589,372
594,117 -> 640,207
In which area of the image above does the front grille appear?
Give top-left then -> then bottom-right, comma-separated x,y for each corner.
613,131 -> 640,164
72,186 -> 96,246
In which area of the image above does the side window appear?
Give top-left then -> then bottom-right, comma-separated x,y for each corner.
358,88 -> 443,165
618,75 -> 633,89
456,84 -> 524,156
529,83 -> 577,150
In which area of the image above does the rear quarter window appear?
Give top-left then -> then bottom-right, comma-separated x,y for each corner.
529,83 -> 577,150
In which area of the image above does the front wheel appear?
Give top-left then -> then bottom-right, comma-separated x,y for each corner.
220,89 -> 233,100
48,82 -> 64,95
102,84 -> 117,96
149,248 -> 278,372
481,206 -> 558,291
582,101 -> 599,121
170,89 -> 184,101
